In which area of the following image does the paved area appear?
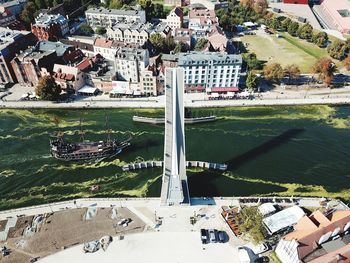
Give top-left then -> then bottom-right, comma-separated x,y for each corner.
39,232 -> 239,263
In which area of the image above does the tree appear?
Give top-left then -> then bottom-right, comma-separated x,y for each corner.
243,53 -> 262,70
109,0 -> 123,9
263,63 -> 284,83
246,71 -> 258,91
240,0 -> 254,8
284,64 -> 300,84
281,17 -> 292,32
287,21 -> 299,36
270,17 -> 281,31
173,42 -> 189,53
311,57 -> 337,86
312,31 -> 328,47
194,38 -> 208,51
20,2 -> 38,26
35,76 -> 62,101
297,23 -> 313,41
344,55 -> 350,71
149,33 -> 165,53
35,0 -> 46,9
236,206 -> 266,244
163,37 -> 176,53
327,40 -> 348,60
254,0 -> 268,15
79,23 -> 94,36
95,26 -> 106,35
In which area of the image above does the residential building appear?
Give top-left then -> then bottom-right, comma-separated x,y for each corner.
190,0 -> 227,10
177,52 -> 242,93
52,64 -> 86,92
114,47 -> 149,83
276,210 -> 350,263
85,7 -> 146,28
317,0 -> 350,34
173,28 -> 192,48
0,0 -> 26,16
35,41 -> 76,64
11,49 -> 56,86
164,0 -> 182,6
106,22 -> 171,45
0,9 -> 15,27
189,9 -> 219,33
31,13 -> 69,41
60,38 -> 95,57
164,7 -> 183,30
0,27 -> 37,84
93,38 -> 115,60
140,66 -> 157,96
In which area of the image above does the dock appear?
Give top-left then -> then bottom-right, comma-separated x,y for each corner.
122,160 -> 227,172
132,115 -> 217,125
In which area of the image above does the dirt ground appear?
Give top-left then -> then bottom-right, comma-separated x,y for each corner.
0,207 -> 147,263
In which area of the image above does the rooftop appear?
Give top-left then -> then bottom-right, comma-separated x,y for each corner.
86,7 -> 145,17
36,41 -> 73,57
178,52 -> 242,65
34,13 -> 67,27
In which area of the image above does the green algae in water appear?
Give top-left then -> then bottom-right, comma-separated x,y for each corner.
1,106 -> 350,210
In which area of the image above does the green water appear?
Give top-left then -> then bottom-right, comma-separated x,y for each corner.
1,106 -> 350,210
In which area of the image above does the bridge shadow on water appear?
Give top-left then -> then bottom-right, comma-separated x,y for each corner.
188,129 -> 305,197
226,128 -> 305,170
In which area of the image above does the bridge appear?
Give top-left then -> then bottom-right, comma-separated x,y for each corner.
160,68 -> 190,206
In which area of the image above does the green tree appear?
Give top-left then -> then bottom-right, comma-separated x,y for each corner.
35,76 -> 62,101
80,23 -> 94,36
287,21 -> 299,36
95,26 -> 106,35
270,17 -> 281,31
236,206 -> 266,244
109,0 -> 123,9
284,64 -> 300,84
243,53 -> 262,70
246,71 -> 258,91
20,2 -> 38,25
263,63 -> 284,83
281,17 -> 292,32
297,23 -> 313,41
311,58 -> 337,86
149,33 -> 165,53
35,0 -> 46,9
312,31 -> 328,47
327,40 -> 348,60
194,38 -> 208,51
173,42 -> 189,54
163,37 -> 176,53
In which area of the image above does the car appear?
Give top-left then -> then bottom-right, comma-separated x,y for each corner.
238,247 -> 252,263
200,229 -> 209,244
208,229 -> 218,243
217,231 -> 228,243
117,218 -> 132,226
246,242 -> 270,255
255,256 -> 270,263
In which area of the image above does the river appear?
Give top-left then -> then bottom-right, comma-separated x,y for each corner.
0,105 -> 350,210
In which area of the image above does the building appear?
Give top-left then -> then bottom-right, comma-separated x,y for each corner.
164,7 -> 183,30
85,7 -> 146,28
52,64 -> 86,92
173,28 -> 192,48
31,13 -> 69,41
140,66 -> 157,96
190,0 -> 227,10
0,0 -> 26,16
283,0 -> 308,4
207,25 -> 228,52
114,47 -> 149,83
35,41 -> 76,64
106,22 -> 171,45
276,210 -> 350,263
93,38 -> 114,60
11,49 -> 56,86
0,27 -> 37,84
164,0 -> 182,6
177,52 -> 242,93
189,9 -> 219,33
317,0 -> 350,34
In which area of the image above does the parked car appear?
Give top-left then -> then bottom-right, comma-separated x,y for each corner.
255,256 -> 270,263
217,231 -> 228,243
208,229 -> 218,243
238,247 -> 252,263
200,229 -> 209,244
117,218 -> 132,226
247,242 -> 270,255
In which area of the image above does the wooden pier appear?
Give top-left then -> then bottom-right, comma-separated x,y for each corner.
122,160 -> 227,172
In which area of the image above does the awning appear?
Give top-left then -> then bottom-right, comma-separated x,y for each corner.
210,87 -> 239,93
78,86 -> 98,94
186,85 -> 205,91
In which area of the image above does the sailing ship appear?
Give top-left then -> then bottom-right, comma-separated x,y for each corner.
50,116 -> 131,161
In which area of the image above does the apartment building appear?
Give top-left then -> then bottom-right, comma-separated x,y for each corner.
106,22 -> 171,45
188,9 -> 219,33
164,7 -> 183,30
178,52 -> 242,93
31,13 -> 69,41
0,27 -> 37,84
114,47 -> 149,83
85,7 -> 146,28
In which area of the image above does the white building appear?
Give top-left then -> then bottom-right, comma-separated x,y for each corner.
177,52 -> 242,93
85,7 -> 146,28
114,47 -> 149,83
164,7 -> 183,30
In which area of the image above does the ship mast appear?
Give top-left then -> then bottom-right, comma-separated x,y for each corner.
105,114 -> 111,142
79,118 -> 85,142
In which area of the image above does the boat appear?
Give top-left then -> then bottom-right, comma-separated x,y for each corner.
50,117 -> 131,161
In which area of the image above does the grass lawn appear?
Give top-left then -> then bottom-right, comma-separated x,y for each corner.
241,31 -> 332,73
